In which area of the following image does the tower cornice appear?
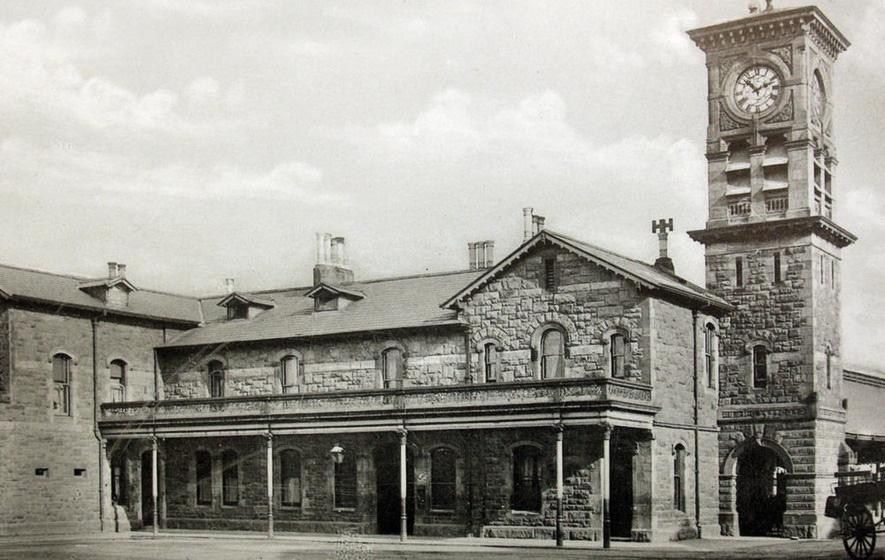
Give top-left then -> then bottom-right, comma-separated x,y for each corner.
688,6 -> 849,60
687,216 -> 856,248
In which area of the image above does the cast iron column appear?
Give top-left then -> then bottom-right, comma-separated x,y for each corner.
602,425 -> 611,549
266,432 -> 274,538
151,435 -> 158,537
399,428 -> 408,542
555,424 -> 564,547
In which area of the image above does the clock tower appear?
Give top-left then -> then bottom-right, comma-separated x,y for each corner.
687,5 -> 856,538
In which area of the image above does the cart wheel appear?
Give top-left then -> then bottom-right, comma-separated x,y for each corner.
842,504 -> 877,560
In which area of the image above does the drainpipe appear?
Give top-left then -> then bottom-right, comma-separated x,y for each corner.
692,309 -> 701,538
91,314 -> 107,532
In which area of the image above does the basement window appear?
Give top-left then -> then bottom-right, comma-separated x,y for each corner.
35,468 -> 49,477
74,468 -> 87,477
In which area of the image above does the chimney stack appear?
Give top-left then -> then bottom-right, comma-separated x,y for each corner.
313,232 -> 355,286
116,263 -> 126,277
652,218 -> 675,274
107,262 -> 118,279
523,208 -> 534,241
468,240 -> 495,270
224,278 -> 236,294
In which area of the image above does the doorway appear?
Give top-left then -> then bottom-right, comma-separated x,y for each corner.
737,444 -> 787,536
610,442 -> 634,539
140,451 -> 153,526
374,444 -> 415,535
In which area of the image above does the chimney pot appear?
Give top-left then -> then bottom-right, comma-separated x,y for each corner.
652,218 -> 676,274
225,278 -> 236,294
523,208 -> 534,241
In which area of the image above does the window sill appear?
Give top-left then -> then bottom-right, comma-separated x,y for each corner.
333,507 -> 356,512
280,504 -> 302,511
195,503 -> 212,508
221,503 -> 240,508
429,508 -> 455,514
510,510 -> 541,516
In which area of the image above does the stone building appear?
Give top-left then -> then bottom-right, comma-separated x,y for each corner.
2,2 -> 884,545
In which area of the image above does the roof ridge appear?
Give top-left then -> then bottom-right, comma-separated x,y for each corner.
198,268 -> 480,301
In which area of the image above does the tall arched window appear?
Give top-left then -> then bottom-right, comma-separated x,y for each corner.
483,343 -> 498,383
280,449 -> 302,507
674,444 -> 686,512
610,333 -> 626,378
512,445 -> 542,512
540,329 -> 564,379
109,359 -> 126,403
826,348 -> 833,390
381,348 -> 403,389
705,325 -> 716,388
334,452 -> 357,509
281,355 -> 299,395
195,450 -> 212,505
431,447 -> 456,510
208,361 -> 225,398
752,345 -> 768,388
222,450 -> 238,506
52,353 -> 72,415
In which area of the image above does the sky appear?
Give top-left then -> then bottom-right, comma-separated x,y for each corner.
0,0 -> 883,371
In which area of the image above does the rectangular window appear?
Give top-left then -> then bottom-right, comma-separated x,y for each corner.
705,326 -> 715,388
281,356 -> 299,395
382,348 -> 403,389
196,451 -> 212,505
431,448 -> 456,510
334,455 -> 357,509
830,259 -> 835,289
52,354 -> 72,415
483,344 -> 498,383
111,459 -> 127,505
674,446 -> 686,512
280,450 -> 302,507
735,257 -> 743,288
222,451 -> 238,506
543,257 -> 556,291
753,346 -> 768,388
820,255 -> 825,285
610,334 -> 625,378
773,252 -> 781,284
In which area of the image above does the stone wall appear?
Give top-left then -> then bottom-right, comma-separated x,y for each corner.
159,328 -> 466,399
459,245 -> 645,383
0,304 -> 9,403
0,302 -> 184,536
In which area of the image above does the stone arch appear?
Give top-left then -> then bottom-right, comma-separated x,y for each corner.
722,437 -> 794,476
527,312 -> 578,344
471,325 -> 509,349
529,322 -> 571,379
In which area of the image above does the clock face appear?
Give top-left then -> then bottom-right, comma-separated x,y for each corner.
733,65 -> 782,114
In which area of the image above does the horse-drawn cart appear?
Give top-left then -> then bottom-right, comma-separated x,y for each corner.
826,471 -> 885,560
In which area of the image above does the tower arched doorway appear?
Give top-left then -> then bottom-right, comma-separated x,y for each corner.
736,444 -> 788,536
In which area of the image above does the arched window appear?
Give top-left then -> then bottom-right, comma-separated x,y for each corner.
540,329 -> 564,379
109,359 -> 126,403
280,449 -> 302,507
512,445 -> 542,512
195,450 -> 212,505
381,348 -> 403,389
483,343 -> 498,383
222,450 -> 238,506
431,447 -> 456,510
334,452 -> 357,509
674,444 -> 686,512
610,333 -> 626,378
281,355 -> 300,395
208,361 -> 225,398
52,353 -> 72,415
752,345 -> 768,388
111,457 -> 127,505
705,325 -> 716,388
826,348 -> 833,390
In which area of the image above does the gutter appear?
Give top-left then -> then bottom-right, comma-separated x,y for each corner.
692,309 -> 701,538
91,312 -> 107,532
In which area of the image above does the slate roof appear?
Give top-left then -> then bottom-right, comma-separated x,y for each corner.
161,270 -> 484,348
844,368 -> 885,440
442,229 -> 732,312
0,263 -> 202,325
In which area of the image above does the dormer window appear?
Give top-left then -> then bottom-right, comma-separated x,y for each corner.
217,292 -> 274,320
306,283 -> 364,313
78,262 -> 137,307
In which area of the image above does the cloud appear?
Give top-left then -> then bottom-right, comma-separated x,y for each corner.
0,11 -> 249,136
0,137 -> 339,203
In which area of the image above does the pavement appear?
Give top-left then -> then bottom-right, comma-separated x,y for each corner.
0,530 -> 874,560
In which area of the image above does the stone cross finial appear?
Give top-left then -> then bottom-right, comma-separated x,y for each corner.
652,218 -> 675,273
